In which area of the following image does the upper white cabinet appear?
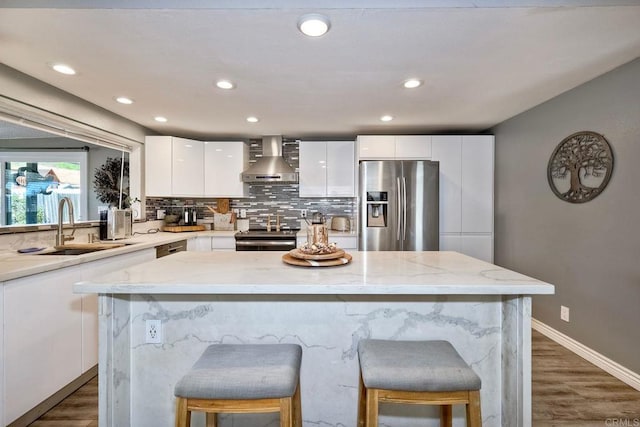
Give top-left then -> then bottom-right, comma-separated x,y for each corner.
145,136 -> 172,197
395,135 -> 432,158
299,141 -> 355,197
204,141 -> 249,197
145,137 -> 248,198
145,136 -> 203,197
172,137 -> 204,196
357,135 -> 395,158
357,135 -> 431,159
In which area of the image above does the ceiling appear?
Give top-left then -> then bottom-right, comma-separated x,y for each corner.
1,1 -> 640,140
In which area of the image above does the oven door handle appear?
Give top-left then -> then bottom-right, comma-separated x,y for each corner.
235,240 -> 296,246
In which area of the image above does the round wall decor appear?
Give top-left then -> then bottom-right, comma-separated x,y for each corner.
547,131 -> 613,203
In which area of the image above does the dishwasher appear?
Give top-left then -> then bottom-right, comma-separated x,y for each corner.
155,239 -> 187,258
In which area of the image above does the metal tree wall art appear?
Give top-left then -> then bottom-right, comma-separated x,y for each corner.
547,131 -> 613,203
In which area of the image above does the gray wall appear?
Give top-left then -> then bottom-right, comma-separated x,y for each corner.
492,58 -> 640,373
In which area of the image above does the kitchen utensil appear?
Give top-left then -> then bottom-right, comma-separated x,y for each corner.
330,216 -> 351,232
217,198 -> 230,214
311,212 -> 325,224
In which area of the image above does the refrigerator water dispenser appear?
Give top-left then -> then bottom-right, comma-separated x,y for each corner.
366,191 -> 388,227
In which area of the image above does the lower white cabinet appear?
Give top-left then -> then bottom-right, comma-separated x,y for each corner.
212,235 -> 235,251
189,235 -> 236,251
4,268 -> 83,425
296,233 -> 357,250
2,248 -> 155,425
439,234 -> 493,263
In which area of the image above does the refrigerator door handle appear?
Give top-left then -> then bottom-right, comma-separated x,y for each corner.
396,177 -> 402,240
402,176 -> 407,241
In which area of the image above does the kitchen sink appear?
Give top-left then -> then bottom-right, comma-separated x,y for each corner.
36,242 -> 133,255
38,247 -> 108,256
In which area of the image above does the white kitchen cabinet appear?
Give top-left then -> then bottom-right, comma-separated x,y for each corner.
461,135 -> 494,233
358,135 -> 432,160
145,136 -> 204,197
190,236 -> 212,252
432,135 -> 494,262
299,141 -> 327,197
204,141 -> 249,197
299,141 -> 355,197
212,235 -> 236,251
461,235 -> 493,263
2,248 -> 155,426
357,135 -> 395,159
145,136 -> 172,197
439,234 -> 493,263
431,136 -> 462,234
172,137 -> 204,196
395,135 -> 432,158
297,233 -> 357,250
4,267 -> 83,425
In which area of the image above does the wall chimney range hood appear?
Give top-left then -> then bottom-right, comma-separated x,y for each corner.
241,135 -> 298,183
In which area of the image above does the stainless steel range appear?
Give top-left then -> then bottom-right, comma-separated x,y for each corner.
234,229 -> 299,251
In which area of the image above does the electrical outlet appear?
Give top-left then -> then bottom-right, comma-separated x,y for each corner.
240,209 -> 247,219
301,209 -> 308,218
560,305 -> 570,322
145,319 -> 162,344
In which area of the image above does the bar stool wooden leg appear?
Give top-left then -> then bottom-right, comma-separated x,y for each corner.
175,397 -> 190,427
280,396 -> 293,427
357,372 -> 366,427
440,404 -> 453,427
365,388 -> 379,427
293,381 -> 303,427
466,390 -> 482,427
205,412 -> 217,427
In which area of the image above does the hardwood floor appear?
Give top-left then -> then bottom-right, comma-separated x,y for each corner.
532,330 -> 640,426
28,376 -> 97,427
28,331 -> 640,426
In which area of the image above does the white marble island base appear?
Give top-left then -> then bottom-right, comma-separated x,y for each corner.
77,251 -> 553,427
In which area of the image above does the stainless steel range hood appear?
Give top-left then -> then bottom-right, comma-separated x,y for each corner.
241,136 -> 298,183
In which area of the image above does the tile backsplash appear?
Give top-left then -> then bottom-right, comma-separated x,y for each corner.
146,139 -> 357,230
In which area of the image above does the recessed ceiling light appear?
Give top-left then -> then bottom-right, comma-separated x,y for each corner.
380,115 -> 394,122
52,64 -> 76,75
298,14 -> 331,37
403,79 -> 422,89
246,116 -> 259,123
115,96 -> 134,105
154,116 -> 168,123
216,80 -> 235,90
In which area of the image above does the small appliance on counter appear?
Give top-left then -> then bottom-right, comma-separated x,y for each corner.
99,207 -> 133,240
330,216 -> 351,232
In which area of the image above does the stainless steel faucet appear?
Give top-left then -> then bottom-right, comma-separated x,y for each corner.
56,197 -> 76,246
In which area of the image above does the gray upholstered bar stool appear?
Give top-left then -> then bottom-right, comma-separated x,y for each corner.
174,343 -> 302,427
357,339 -> 482,427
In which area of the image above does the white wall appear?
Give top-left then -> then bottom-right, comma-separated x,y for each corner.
492,58 -> 640,373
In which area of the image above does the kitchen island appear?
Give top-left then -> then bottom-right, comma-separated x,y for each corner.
74,251 -> 553,427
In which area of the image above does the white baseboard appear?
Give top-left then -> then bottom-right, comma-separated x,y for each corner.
532,318 -> 640,391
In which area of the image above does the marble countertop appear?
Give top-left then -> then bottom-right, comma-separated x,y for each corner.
0,230 -> 228,282
74,250 -> 554,295
0,229 -> 357,283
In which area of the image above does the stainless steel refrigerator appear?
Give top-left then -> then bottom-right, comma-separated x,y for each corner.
359,160 -> 439,251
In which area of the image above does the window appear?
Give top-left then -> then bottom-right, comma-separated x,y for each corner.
1,151 -> 87,226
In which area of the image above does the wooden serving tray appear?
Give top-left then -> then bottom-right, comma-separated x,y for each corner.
288,248 -> 345,261
282,252 -> 352,267
163,225 -> 206,232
